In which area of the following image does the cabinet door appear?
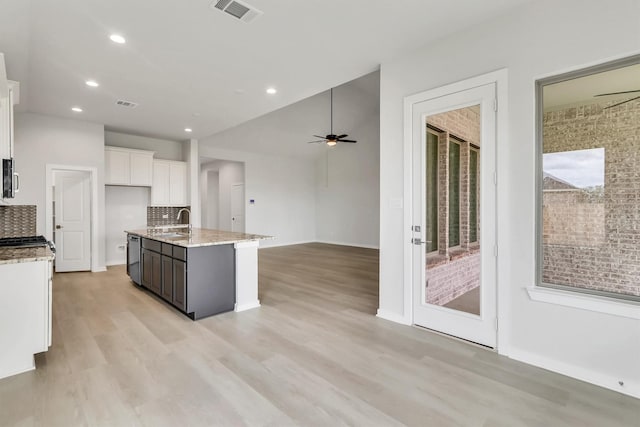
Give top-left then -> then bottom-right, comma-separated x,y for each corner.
105,149 -> 130,185
150,251 -> 162,296
161,255 -> 173,302
172,259 -> 186,311
130,153 -> 153,186
169,162 -> 187,206
151,161 -> 171,205
0,95 -> 10,161
141,249 -> 153,289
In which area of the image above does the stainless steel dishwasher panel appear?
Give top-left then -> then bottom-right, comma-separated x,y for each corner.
127,234 -> 141,285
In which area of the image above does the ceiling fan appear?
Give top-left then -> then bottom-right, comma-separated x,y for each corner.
307,88 -> 357,146
595,89 -> 640,109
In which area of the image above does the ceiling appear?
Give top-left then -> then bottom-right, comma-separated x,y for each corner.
1,0 -> 532,142
544,63 -> 640,110
201,70 -> 380,160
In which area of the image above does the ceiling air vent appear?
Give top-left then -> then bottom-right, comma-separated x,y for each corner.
115,99 -> 139,108
211,0 -> 263,23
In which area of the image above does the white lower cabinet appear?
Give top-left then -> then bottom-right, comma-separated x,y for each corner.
151,160 -> 187,206
0,259 -> 51,380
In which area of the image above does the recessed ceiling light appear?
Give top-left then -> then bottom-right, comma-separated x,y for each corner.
110,34 -> 126,44
266,87 -> 277,95
85,80 -> 99,88
184,128 -> 193,133
71,107 -> 83,113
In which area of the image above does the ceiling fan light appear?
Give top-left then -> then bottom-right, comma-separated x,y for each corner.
326,140 -> 337,147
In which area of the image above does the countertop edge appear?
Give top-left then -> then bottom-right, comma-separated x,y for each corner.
125,229 -> 273,248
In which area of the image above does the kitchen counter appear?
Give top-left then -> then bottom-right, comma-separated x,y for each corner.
125,227 -> 272,247
0,246 -> 55,265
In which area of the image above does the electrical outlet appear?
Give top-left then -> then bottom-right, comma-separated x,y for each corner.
116,244 -> 126,252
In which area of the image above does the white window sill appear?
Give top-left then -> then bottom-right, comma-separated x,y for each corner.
526,286 -> 640,319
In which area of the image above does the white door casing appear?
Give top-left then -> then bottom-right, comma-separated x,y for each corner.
54,170 -> 91,272
411,82 -> 497,348
231,183 -> 245,232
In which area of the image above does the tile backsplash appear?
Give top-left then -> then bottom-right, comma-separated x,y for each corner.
0,205 -> 37,238
147,206 -> 191,227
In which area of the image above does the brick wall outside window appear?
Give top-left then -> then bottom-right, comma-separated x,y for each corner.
542,101 -> 640,297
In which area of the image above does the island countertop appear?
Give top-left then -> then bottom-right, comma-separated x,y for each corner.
125,227 -> 273,248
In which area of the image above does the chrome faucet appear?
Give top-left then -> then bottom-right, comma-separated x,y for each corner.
176,208 -> 192,236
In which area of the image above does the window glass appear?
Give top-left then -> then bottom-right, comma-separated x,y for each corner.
426,131 -> 439,253
469,148 -> 479,243
538,58 -> 640,301
449,140 -> 460,247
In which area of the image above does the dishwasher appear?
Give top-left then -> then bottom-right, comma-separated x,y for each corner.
127,234 -> 141,286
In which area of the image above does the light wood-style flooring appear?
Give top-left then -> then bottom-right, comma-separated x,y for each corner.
0,243 -> 638,426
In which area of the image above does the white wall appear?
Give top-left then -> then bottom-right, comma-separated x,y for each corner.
315,75 -> 380,248
201,170 -> 219,229
379,0 -> 640,397
105,186 -> 148,266
13,112 -> 106,269
105,131 -> 183,161
200,72 -> 379,247
198,145 -> 316,247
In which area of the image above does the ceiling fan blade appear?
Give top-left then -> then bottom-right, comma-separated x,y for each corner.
337,134 -> 348,139
339,139 -> 357,143
604,95 -> 640,110
595,89 -> 640,97
307,140 -> 325,144
313,135 -> 327,139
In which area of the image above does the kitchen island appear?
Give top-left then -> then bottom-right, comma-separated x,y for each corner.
126,228 -> 271,320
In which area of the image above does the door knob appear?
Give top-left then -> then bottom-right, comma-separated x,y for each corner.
56,225 -> 63,229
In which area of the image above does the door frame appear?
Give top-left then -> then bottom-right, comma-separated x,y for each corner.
402,69 -> 510,355
45,164 -> 99,272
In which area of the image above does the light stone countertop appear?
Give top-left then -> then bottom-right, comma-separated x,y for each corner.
125,228 -> 273,248
0,246 -> 55,265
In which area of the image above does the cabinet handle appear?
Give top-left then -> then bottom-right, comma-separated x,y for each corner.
13,172 -> 19,193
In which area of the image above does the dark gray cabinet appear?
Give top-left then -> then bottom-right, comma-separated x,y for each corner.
141,248 -> 161,295
161,255 -> 173,302
172,259 -> 186,311
136,235 -> 235,320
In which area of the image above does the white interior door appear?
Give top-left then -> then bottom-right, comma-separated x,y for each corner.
231,183 -> 245,232
54,171 -> 91,272
411,82 -> 497,348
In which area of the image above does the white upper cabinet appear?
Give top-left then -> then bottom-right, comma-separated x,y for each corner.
130,152 -> 154,186
0,78 -> 19,162
151,159 -> 187,206
104,146 -> 154,186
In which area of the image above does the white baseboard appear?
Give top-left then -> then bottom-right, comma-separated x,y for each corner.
106,259 -> 126,267
91,266 -> 107,272
508,347 -> 639,399
376,308 -> 412,325
260,240 -> 379,250
259,240 -> 315,249
235,301 -> 261,312
315,240 -> 380,250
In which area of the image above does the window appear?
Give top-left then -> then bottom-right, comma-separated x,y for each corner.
536,55 -> 640,302
469,147 -> 479,243
448,139 -> 460,247
425,131 -> 439,253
